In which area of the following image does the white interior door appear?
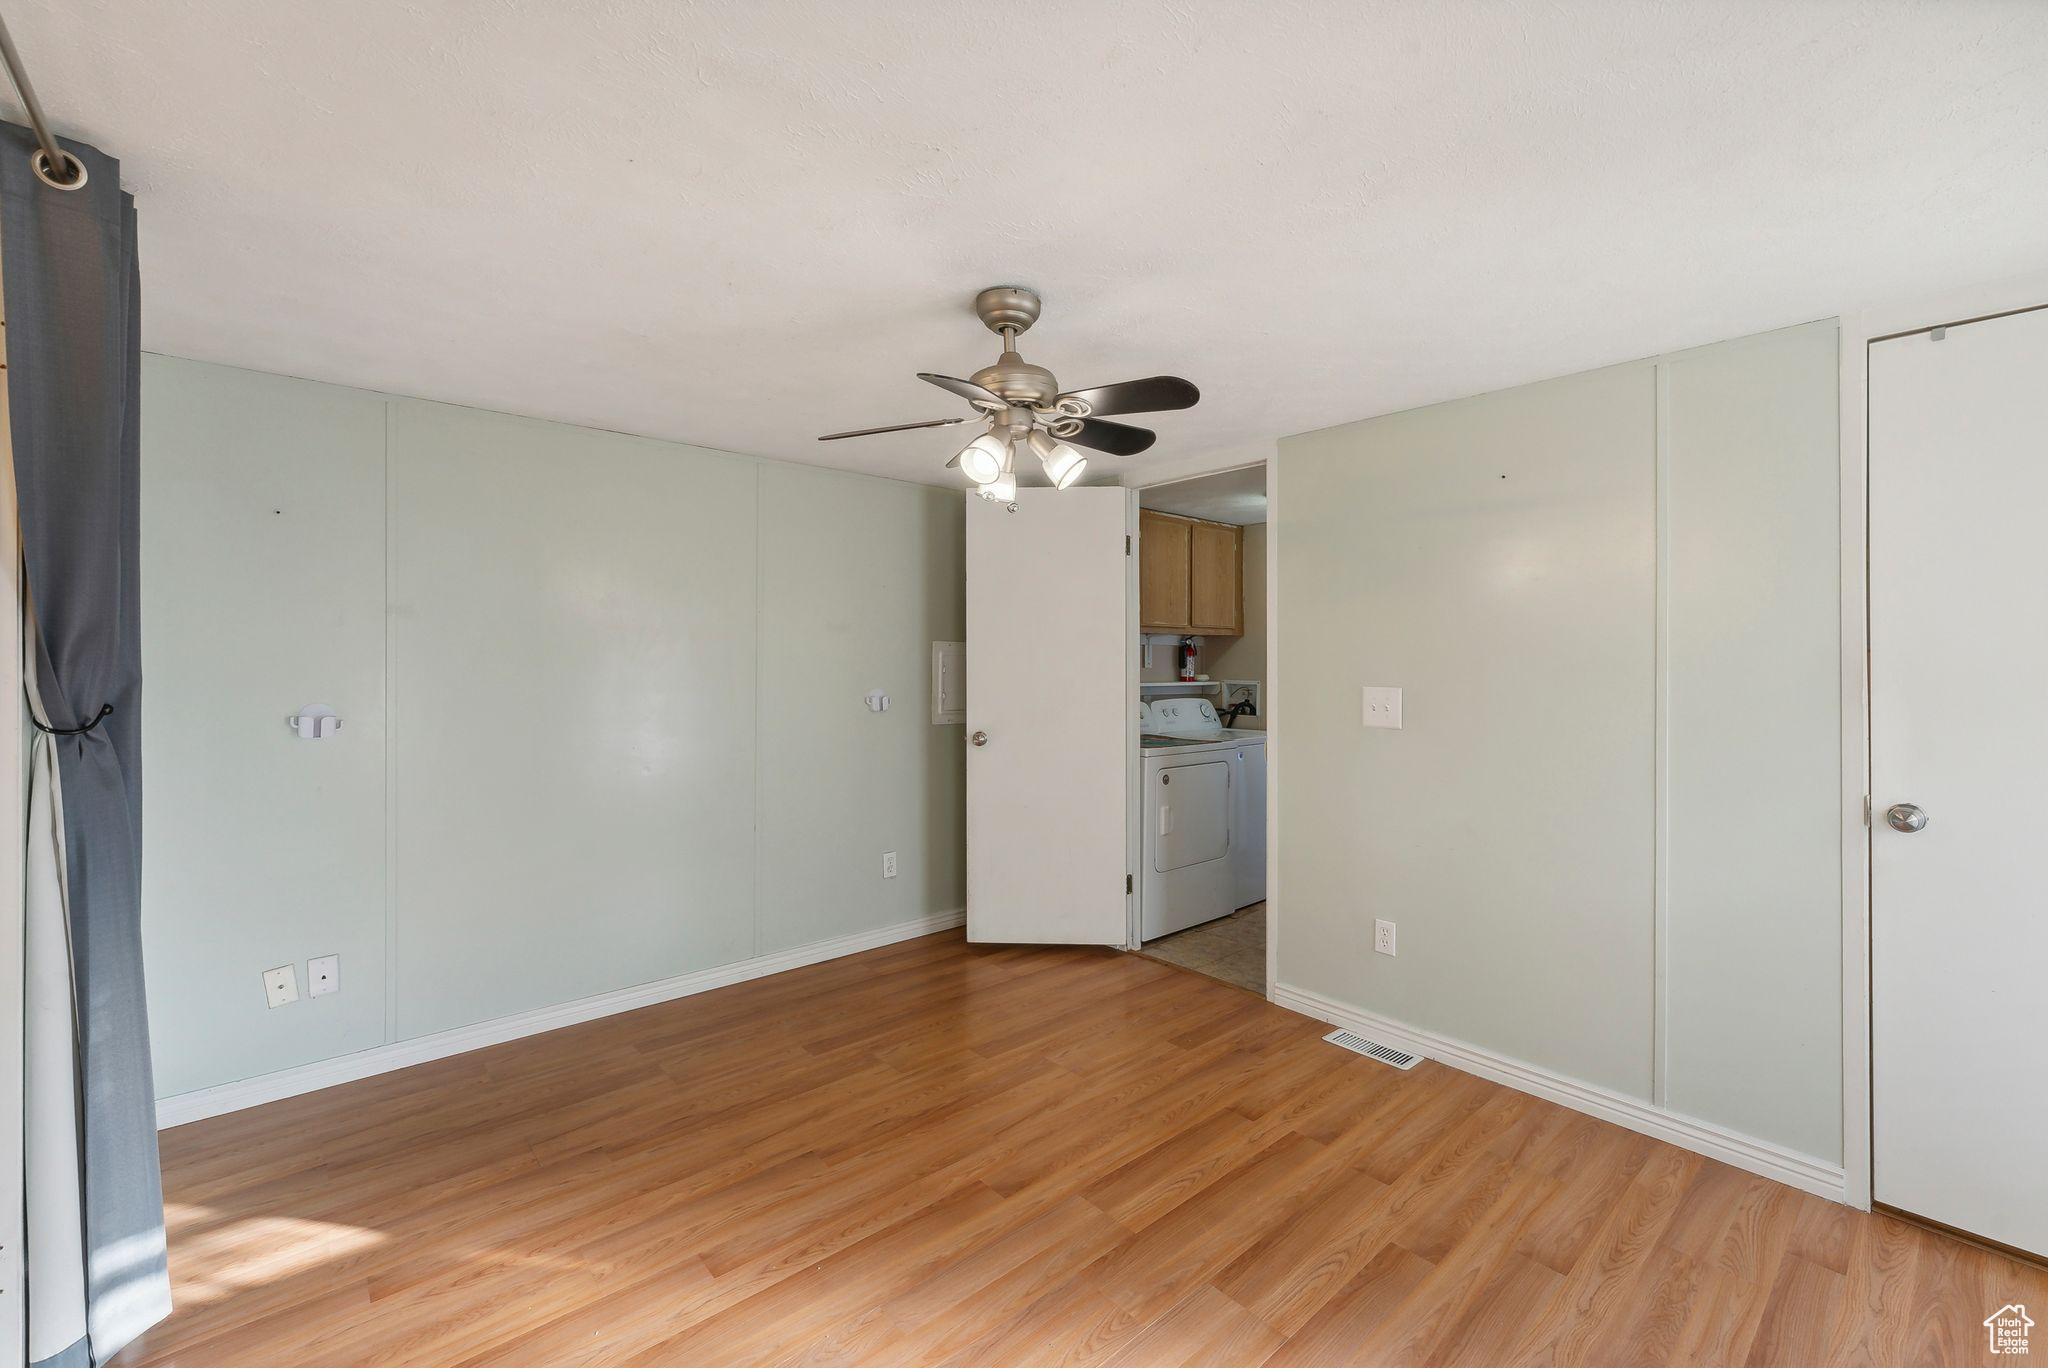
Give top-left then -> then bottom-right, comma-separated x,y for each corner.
1870,305 -> 2048,1258
966,487 -> 1134,944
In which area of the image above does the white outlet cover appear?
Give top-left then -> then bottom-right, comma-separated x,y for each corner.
882,851 -> 898,879
1374,919 -> 1397,956
308,954 -> 340,997
1362,686 -> 1404,729
263,964 -> 299,1008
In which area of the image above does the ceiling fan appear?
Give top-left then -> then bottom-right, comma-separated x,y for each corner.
819,286 -> 1199,501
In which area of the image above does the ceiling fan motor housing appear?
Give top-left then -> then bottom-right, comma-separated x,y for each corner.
971,352 -> 1061,408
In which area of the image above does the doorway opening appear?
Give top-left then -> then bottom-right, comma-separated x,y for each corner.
1131,464 -> 1268,994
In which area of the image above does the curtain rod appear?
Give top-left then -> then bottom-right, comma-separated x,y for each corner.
0,9 -> 85,189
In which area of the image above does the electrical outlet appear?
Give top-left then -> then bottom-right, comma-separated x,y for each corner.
263,964 -> 299,1008
1362,686 -> 1403,729
308,954 -> 340,997
881,851 -> 898,879
1374,919 -> 1397,956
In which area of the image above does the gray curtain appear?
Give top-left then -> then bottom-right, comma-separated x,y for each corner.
3,122 -> 169,1366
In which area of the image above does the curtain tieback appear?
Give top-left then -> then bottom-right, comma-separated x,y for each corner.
31,700 -> 113,736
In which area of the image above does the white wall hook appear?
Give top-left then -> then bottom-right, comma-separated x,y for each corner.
288,705 -> 343,739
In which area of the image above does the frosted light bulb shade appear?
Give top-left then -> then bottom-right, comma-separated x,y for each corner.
1027,430 -> 1087,489
958,433 -> 1007,484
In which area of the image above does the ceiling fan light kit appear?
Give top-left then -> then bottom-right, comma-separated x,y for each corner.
819,286 -> 1200,501
1026,429 -> 1087,489
958,432 -> 1008,484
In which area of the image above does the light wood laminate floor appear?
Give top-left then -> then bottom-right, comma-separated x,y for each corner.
121,931 -> 2042,1365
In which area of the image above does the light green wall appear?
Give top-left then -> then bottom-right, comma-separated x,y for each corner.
1659,325 -> 1841,1155
755,463 -> 965,953
1275,320 -> 1841,1162
1279,363 -> 1660,1099
386,400 -> 764,1038
141,365 -> 392,1092
141,356 -> 966,1096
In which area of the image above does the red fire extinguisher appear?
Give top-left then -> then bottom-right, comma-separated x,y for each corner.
1179,636 -> 1197,682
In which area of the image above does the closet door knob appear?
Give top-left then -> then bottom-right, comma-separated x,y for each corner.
971,731 -> 989,747
1885,803 -> 1928,833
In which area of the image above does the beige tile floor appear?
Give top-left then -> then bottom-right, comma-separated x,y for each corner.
1138,901 -> 1266,993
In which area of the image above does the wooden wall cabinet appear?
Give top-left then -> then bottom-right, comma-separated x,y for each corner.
1139,509 -> 1243,635
1138,511 -> 1191,629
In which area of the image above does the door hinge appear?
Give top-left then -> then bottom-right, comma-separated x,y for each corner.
1126,873 -> 1134,894
1862,795 -> 1872,826
1126,534 -> 1132,556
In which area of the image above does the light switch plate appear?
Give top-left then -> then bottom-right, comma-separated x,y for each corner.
263,964 -> 299,1009
1362,686 -> 1404,729
308,954 -> 340,997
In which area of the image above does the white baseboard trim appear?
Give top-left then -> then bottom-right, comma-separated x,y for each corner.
156,909 -> 966,1130
1269,982 -> 1847,1203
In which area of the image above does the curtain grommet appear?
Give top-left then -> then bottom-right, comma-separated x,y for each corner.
31,147 -> 85,190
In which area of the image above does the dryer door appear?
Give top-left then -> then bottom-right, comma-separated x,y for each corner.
1153,760 -> 1230,871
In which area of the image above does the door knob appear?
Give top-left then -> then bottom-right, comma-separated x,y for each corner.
1885,803 -> 1928,833
970,730 -> 989,747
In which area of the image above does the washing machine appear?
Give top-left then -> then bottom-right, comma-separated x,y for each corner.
1139,697 -> 1267,940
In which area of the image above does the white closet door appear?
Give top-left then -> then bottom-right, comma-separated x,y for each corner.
1870,305 -> 2048,1257
965,487 -> 1135,944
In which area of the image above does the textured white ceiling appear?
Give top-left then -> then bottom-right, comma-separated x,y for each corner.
1141,465 -> 1267,526
11,1 -> 2048,486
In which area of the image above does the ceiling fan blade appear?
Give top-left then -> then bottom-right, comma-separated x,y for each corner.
818,417 -> 972,441
1058,376 -> 1199,417
1064,418 -> 1156,456
917,372 -> 1006,408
